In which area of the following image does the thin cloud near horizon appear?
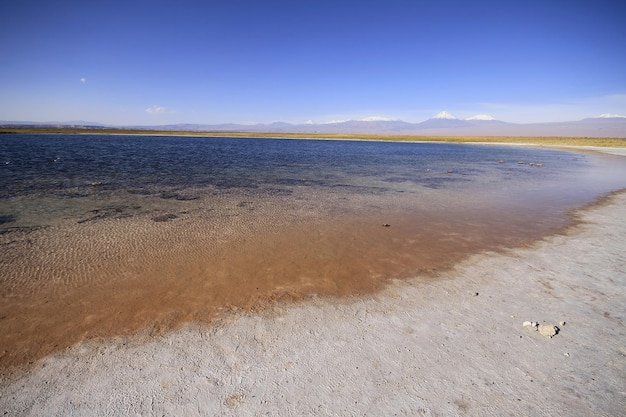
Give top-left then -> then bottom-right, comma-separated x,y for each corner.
145,105 -> 174,115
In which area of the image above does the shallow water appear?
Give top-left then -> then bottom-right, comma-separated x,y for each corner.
1,134 -> 625,370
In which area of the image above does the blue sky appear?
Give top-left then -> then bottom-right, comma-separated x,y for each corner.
1,0 -> 625,125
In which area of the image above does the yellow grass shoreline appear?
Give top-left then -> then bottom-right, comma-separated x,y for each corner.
1,127 -> 625,148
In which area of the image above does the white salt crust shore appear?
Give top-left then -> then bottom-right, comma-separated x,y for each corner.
2,169 -> 625,416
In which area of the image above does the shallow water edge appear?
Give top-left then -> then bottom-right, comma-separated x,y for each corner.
1,137 -> 625,372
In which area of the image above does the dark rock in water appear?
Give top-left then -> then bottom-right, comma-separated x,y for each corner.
0,225 -> 47,235
261,187 -> 293,196
128,188 -> 155,196
78,205 -> 140,223
152,213 -> 179,222
382,223 -> 391,227
160,191 -> 199,201
160,191 -> 180,199
58,191 -> 91,199
0,215 -> 17,225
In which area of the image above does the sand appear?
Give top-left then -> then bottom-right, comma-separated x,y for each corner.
1,190 -> 625,416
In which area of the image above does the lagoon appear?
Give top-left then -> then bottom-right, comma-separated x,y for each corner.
1,134 -> 625,369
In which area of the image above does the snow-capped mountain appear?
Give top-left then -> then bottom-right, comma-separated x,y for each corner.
595,113 -> 626,119
432,111 -> 458,120
416,111 -> 472,129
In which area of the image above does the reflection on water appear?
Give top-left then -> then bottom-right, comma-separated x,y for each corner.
0,134 -> 625,370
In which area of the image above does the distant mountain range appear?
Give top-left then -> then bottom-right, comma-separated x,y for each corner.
2,112 -> 626,137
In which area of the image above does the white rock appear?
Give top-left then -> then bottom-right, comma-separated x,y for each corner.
538,324 -> 559,338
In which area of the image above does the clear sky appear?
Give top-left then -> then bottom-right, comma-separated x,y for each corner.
1,0 -> 625,125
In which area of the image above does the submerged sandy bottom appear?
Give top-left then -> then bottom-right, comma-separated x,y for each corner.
0,175 -> 575,371
1,189 -> 624,416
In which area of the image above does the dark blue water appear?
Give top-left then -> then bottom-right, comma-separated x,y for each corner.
1,134 -> 625,229
0,134 -> 587,195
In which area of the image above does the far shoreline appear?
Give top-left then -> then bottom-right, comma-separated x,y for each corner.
1,127 -> 625,149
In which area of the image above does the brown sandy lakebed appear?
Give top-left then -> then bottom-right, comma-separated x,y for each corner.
0,181 -> 575,372
0,185 -> 624,416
